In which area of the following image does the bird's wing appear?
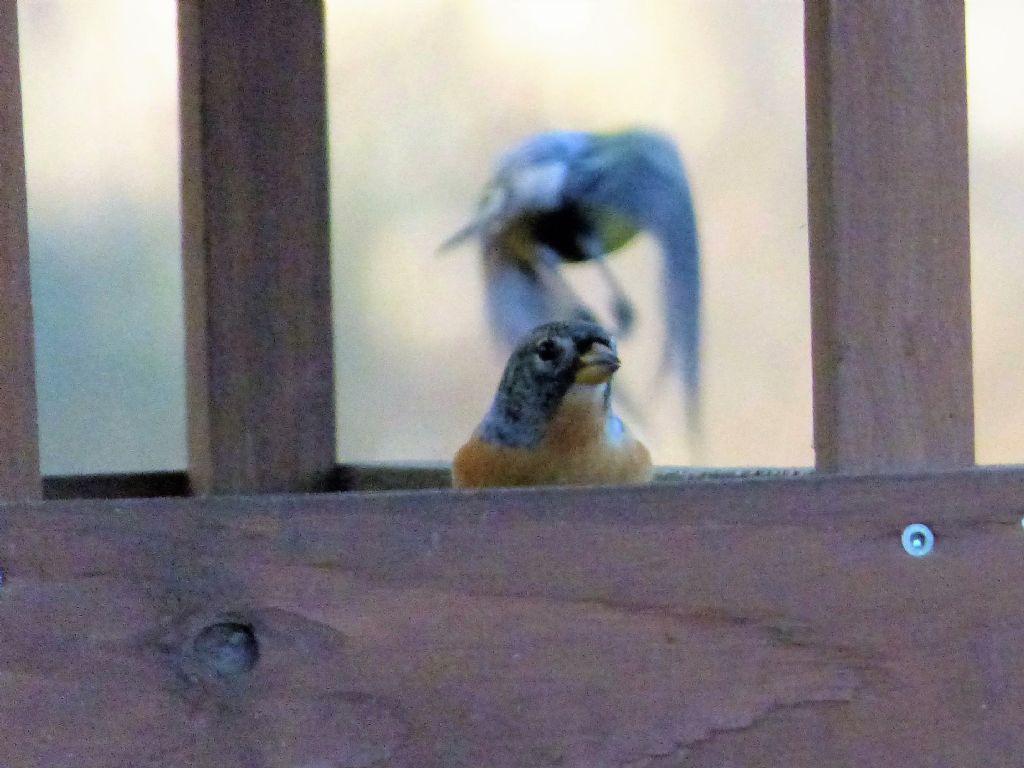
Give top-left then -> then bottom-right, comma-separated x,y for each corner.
443,134 -> 589,252
451,133 -> 602,345
565,131 -> 702,436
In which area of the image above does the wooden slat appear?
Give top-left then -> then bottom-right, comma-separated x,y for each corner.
1,469 -> 1022,766
178,0 -> 335,494
39,465 -> 809,499
804,1 -> 974,473
0,0 -> 40,501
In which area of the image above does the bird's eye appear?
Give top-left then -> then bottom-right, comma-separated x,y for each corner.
536,339 -> 559,362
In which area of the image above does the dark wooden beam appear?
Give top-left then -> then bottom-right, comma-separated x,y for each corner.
38,465 -> 810,499
178,0 -> 335,494
805,0 -> 974,473
42,471 -> 192,500
0,0 -> 40,501
0,468 -> 1022,765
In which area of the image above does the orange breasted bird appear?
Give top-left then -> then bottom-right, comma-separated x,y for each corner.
452,320 -> 653,489
442,128 -> 702,436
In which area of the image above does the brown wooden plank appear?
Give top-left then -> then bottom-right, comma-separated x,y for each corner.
1,468 -> 1022,766
0,0 -> 40,501
332,464 -> 810,492
178,0 -> 335,494
39,465 -> 809,499
804,1 -> 974,473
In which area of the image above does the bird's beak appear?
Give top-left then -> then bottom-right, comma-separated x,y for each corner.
575,342 -> 621,385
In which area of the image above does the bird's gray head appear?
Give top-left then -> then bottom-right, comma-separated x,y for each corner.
480,320 -> 620,448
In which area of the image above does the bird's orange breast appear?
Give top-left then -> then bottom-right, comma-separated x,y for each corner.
452,395 -> 652,489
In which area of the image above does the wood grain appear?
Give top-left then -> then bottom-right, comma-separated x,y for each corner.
2,468 -> 1023,766
804,0 -> 974,473
178,0 -> 335,494
0,0 -> 40,501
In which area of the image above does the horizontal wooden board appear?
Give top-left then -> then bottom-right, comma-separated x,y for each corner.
38,465 -> 810,499
1,468 -> 1023,766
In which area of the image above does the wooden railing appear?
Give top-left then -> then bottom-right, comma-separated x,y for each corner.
2,2 -> 1018,767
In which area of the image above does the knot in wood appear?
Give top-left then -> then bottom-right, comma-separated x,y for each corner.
193,621 -> 259,676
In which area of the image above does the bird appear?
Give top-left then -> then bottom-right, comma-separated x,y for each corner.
442,128 -> 702,435
452,319 -> 653,489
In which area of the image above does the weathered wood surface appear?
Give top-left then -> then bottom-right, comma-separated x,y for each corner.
0,0 -> 40,501
178,0 -> 335,495
1,468 -> 1022,766
804,0 -> 974,473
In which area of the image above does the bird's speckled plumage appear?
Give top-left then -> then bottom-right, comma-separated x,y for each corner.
452,320 -> 652,489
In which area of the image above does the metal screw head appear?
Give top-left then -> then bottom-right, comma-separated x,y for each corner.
901,523 -> 935,557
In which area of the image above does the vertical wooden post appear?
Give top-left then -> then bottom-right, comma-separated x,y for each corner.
178,0 -> 335,494
805,0 -> 974,473
0,0 -> 41,501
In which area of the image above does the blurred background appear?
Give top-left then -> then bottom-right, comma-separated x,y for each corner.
14,0 -> 1024,474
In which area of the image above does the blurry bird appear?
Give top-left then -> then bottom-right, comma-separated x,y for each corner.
452,320 -> 652,489
442,128 -> 702,435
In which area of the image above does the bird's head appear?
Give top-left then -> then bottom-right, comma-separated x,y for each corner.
481,320 -> 622,448
505,319 -> 620,387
